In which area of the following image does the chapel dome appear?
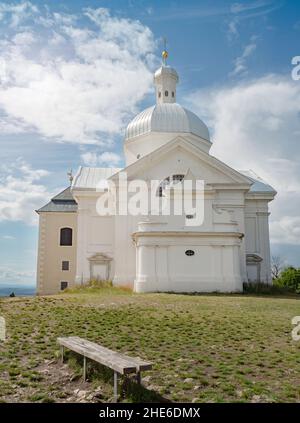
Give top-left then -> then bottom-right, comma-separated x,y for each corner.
125,103 -> 210,141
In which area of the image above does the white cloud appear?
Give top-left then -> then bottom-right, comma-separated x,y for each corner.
0,1 -> 38,28
0,265 -> 35,284
230,1 -> 271,15
146,7 -> 153,16
0,4 -> 156,145
187,74 -> 300,247
81,151 -> 122,167
81,152 -> 98,167
230,36 -> 257,76
0,159 -> 51,225
270,216 -> 300,245
12,30 -> 35,46
53,11 -> 77,26
227,1 -> 281,40
0,116 -> 31,134
98,152 -> 122,167
2,235 -> 15,240
227,18 -> 239,40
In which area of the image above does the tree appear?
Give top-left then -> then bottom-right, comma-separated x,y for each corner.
277,267 -> 300,292
271,255 -> 284,280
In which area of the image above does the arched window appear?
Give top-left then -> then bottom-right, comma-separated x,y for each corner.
158,92 -> 161,98
165,90 -> 168,97
60,227 -> 72,246
157,174 -> 185,197
172,91 -> 175,98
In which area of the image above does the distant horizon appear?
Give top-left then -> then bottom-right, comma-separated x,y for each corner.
0,285 -> 36,297
0,282 -> 36,288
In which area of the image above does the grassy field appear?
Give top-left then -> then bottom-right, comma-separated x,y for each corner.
0,288 -> 299,403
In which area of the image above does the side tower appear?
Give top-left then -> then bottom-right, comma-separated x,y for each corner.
36,187 -> 77,295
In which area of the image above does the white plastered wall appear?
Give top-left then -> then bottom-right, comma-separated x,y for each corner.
113,142 -> 248,292
244,197 -> 272,283
73,192 -> 115,284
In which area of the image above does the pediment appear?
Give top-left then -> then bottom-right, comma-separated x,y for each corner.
112,137 -> 252,188
88,253 -> 112,262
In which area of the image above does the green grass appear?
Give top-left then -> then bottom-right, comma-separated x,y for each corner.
0,288 -> 299,403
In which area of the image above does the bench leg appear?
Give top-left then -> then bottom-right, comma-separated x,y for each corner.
61,346 -> 64,364
136,371 -> 141,385
83,356 -> 87,381
114,371 -> 119,403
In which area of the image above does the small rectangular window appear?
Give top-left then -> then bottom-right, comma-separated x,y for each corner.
60,281 -> 68,291
62,261 -> 69,271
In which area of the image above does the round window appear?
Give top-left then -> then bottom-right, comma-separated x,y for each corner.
185,250 -> 195,256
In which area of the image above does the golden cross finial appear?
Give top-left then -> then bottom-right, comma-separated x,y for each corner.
162,36 -> 168,65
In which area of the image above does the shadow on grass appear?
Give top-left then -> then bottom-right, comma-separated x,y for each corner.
65,351 -> 171,403
122,376 -> 172,403
162,290 -> 299,300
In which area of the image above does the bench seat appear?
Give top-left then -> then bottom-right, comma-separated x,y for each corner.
57,336 -> 152,402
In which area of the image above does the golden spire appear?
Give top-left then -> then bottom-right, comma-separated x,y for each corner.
162,37 -> 168,65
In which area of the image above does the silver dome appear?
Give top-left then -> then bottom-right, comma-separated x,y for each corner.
154,65 -> 179,81
125,103 -> 210,141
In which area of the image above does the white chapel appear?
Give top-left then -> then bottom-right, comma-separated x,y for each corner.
36,50 -> 276,295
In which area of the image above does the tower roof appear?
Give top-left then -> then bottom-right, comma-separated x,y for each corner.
125,49 -> 210,143
36,187 -> 77,213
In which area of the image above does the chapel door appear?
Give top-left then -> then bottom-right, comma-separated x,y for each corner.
92,263 -> 108,280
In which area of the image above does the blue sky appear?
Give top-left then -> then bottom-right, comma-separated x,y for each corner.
0,0 -> 299,286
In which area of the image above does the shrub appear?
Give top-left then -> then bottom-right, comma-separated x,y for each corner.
243,281 -> 294,295
87,279 -> 113,288
274,267 -> 300,293
64,279 -> 113,292
63,279 -> 133,294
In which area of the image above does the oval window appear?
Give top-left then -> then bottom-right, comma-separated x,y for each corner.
185,250 -> 195,256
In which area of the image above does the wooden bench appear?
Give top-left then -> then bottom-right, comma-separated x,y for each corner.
57,336 -> 152,402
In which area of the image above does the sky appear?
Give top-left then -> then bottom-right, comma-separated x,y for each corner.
0,0 -> 299,286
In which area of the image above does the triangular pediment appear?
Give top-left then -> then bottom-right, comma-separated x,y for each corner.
88,253 -> 112,262
112,137 -> 252,187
